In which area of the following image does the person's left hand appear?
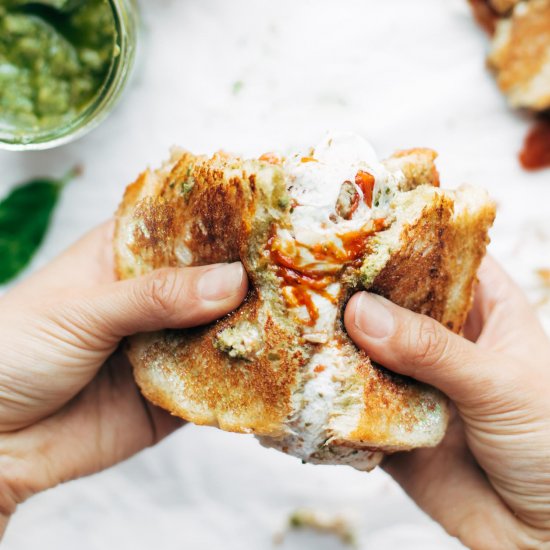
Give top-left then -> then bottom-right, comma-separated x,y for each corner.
0,221 -> 248,537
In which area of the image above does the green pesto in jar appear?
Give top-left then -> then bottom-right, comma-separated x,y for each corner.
0,0 -> 117,133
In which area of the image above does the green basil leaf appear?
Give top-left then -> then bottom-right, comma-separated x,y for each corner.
0,169 -> 75,284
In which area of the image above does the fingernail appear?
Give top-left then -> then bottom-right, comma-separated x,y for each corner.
198,263 -> 245,301
354,293 -> 394,339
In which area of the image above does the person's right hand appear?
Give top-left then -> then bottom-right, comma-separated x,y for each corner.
344,257 -> 550,550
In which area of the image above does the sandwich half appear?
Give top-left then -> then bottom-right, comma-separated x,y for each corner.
470,0 -> 550,111
115,133 -> 495,471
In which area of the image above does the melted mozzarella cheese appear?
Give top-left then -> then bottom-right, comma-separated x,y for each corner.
284,132 -> 400,246
275,132 -> 401,339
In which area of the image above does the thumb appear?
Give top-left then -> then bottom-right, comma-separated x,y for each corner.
344,292 -> 518,406
56,262 -> 248,344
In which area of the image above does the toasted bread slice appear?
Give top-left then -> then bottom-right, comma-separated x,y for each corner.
490,0 -> 520,14
487,0 -> 550,111
115,134 -> 495,470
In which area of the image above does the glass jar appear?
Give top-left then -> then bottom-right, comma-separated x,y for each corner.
0,0 -> 139,151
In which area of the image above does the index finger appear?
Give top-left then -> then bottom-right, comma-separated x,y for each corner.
463,256 -> 547,354
2,221 -> 116,305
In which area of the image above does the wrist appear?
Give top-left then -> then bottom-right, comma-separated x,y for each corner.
516,523 -> 550,550
0,468 -> 18,541
0,438 -> 38,535
0,514 -> 9,541
458,517 -> 550,550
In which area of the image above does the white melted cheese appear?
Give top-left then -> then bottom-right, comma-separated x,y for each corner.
263,342 -> 383,471
259,344 -> 344,460
287,344 -> 344,459
284,132 -> 400,246
276,132 -> 401,341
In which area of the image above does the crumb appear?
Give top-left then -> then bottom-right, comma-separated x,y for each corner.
536,268 -> 550,287
232,80 -> 244,95
274,508 -> 357,547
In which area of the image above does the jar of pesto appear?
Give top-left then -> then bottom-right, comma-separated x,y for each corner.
0,0 -> 138,150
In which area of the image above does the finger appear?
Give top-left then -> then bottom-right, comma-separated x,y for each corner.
471,256 -> 531,328
382,415 -> 526,548
464,256 -> 526,342
2,221 -> 116,305
462,279 -> 484,343
344,292 -> 514,405
52,262 -> 248,345
465,256 -> 549,359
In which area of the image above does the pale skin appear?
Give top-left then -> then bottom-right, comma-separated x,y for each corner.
0,223 -> 548,549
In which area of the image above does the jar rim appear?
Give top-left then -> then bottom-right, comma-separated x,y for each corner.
0,0 -> 138,151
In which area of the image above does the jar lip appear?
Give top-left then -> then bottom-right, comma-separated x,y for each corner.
0,0 -> 138,152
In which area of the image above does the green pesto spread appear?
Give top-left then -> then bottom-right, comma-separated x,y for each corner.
0,0 -> 117,132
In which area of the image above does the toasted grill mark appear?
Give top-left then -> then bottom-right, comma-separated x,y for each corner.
121,156 -> 306,435
369,202 -> 451,322
350,363 -> 427,442
136,297 -> 308,435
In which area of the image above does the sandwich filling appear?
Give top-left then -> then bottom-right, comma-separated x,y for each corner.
262,133 -> 411,467
269,133 -> 400,344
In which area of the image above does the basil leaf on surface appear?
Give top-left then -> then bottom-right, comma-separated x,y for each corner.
0,169 -> 76,284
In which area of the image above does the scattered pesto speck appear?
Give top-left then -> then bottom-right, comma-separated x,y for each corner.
280,509 -> 357,548
277,196 -> 290,210
180,165 -> 195,199
214,321 -> 262,360
181,177 -> 195,197
232,80 -> 244,95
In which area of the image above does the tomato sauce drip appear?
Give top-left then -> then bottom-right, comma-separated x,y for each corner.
269,218 -> 387,325
259,152 -> 282,165
468,0 -> 498,36
431,165 -> 441,188
355,170 -> 375,207
519,116 -> 550,171
338,218 -> 386,264
287,285 -> 320,326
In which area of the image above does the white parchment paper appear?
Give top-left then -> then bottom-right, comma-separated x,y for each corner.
1,0 -> 549,548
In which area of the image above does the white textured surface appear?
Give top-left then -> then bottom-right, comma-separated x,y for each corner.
1,0 -> 550,548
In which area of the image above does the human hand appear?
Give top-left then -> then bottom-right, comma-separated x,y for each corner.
0,222 -> 248,538
345,257 -> 550,550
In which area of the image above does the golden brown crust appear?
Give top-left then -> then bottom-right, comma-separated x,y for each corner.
488,0 -> 550,111
115,152 -> 275,277
346,195 -> 495,446
129,292 -> 308,436
490,0 -> 520,13
118,152 -> 303,435
115,147 -> 495,459
353,199 -> 452,445
385,148 -> 441,191
370,198 -> 452,322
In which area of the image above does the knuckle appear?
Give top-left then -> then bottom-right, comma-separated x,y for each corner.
142,269 -> 182,320
408,316 -> 450,370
